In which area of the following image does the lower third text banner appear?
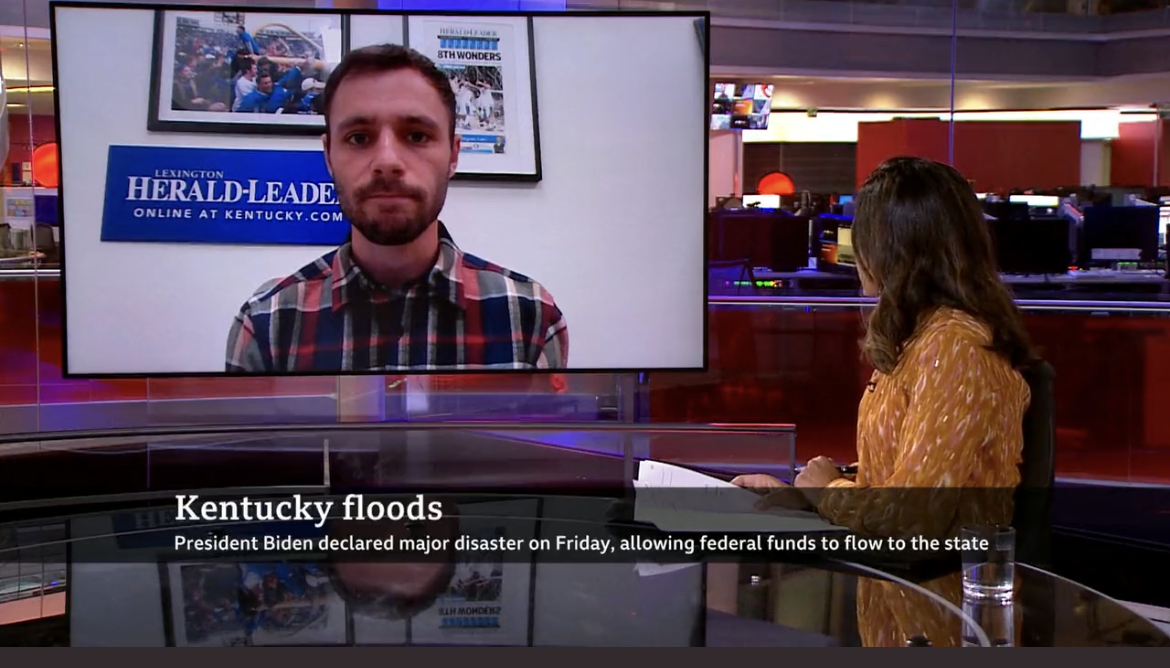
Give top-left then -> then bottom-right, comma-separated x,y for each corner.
60,490 -> 1034,565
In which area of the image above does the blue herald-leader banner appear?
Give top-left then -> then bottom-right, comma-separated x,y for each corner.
101,144 -> 350,246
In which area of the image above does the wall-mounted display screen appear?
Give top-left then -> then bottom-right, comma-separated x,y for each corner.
710,83 -> 773,131
53,3 -> 709,375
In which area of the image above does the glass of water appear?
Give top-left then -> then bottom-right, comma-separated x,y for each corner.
962,598 -> 1016,647
961,525 -> 1015,602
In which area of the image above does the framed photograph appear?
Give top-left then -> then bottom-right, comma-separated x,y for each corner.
148,9 -> 347,136
407,498 -> 539,646
160,560 -> 350,647
405,14 -> 541,182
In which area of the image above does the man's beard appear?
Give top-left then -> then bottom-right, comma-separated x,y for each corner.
338,175 -> 446,247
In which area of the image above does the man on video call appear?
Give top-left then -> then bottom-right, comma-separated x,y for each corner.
225,44 -> 568,372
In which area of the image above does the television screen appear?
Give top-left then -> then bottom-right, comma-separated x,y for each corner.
710,83 -> 773,131
53,4 -> 708,375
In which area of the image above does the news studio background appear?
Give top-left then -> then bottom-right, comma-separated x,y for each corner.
3,0 -> 1170,650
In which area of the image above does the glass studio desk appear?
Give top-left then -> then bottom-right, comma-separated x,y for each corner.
0,423 -> 1164,647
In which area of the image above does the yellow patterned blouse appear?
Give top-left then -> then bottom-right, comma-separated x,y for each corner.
816,307 -> 1031,538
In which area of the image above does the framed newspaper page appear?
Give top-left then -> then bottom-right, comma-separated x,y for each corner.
148,9 -> 347,136
406,498 -> 538,646
405,14 -> 542,182
159,560 -> 350,647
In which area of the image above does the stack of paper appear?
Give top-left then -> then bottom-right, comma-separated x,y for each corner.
633,460 -> 846,534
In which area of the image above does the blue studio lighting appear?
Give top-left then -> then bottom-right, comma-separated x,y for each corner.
378,0 -> 567,9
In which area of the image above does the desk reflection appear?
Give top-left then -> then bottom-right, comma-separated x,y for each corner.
717,563 -> 1170,647
855,574 -> 969,647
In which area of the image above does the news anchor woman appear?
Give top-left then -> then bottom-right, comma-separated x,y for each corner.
734,156 -> 1034,540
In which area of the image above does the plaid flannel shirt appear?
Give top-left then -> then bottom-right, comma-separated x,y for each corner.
225,223 -> 568,372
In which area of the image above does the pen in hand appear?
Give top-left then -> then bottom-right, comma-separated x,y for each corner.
794,464 -> 858,476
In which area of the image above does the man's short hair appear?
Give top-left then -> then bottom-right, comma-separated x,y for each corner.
321,43 -> 457,142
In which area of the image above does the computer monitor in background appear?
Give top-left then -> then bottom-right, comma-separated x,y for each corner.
711,210 -> 772,267
1079,206 -> 1160,268
742,194 -> 781,209
837,195 -> 853,205
712,210 -> 811,272
34,193 -> 59,226
836,225 -> 856,268
816,216 -> 837,264
771,215 -> 813,272
1109,188 -> 1147,207
987,218 -> 1071,276
1159,197 -> 1170,246
814,214 -> 855,273
1009,195 -> 1060,209
984,200 -> 1030,223
1009,195 -> 1061,219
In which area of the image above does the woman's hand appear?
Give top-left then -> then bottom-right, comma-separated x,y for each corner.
730,474 -> 810,511
794,456 -> 844,489
730,474 -> 786,491
755,486 -> 814,511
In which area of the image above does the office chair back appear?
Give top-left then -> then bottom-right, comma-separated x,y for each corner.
33,224 -> 56,253
1014,359 -> 1056,566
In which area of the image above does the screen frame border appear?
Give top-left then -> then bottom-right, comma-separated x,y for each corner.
49,1 -> 712,378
